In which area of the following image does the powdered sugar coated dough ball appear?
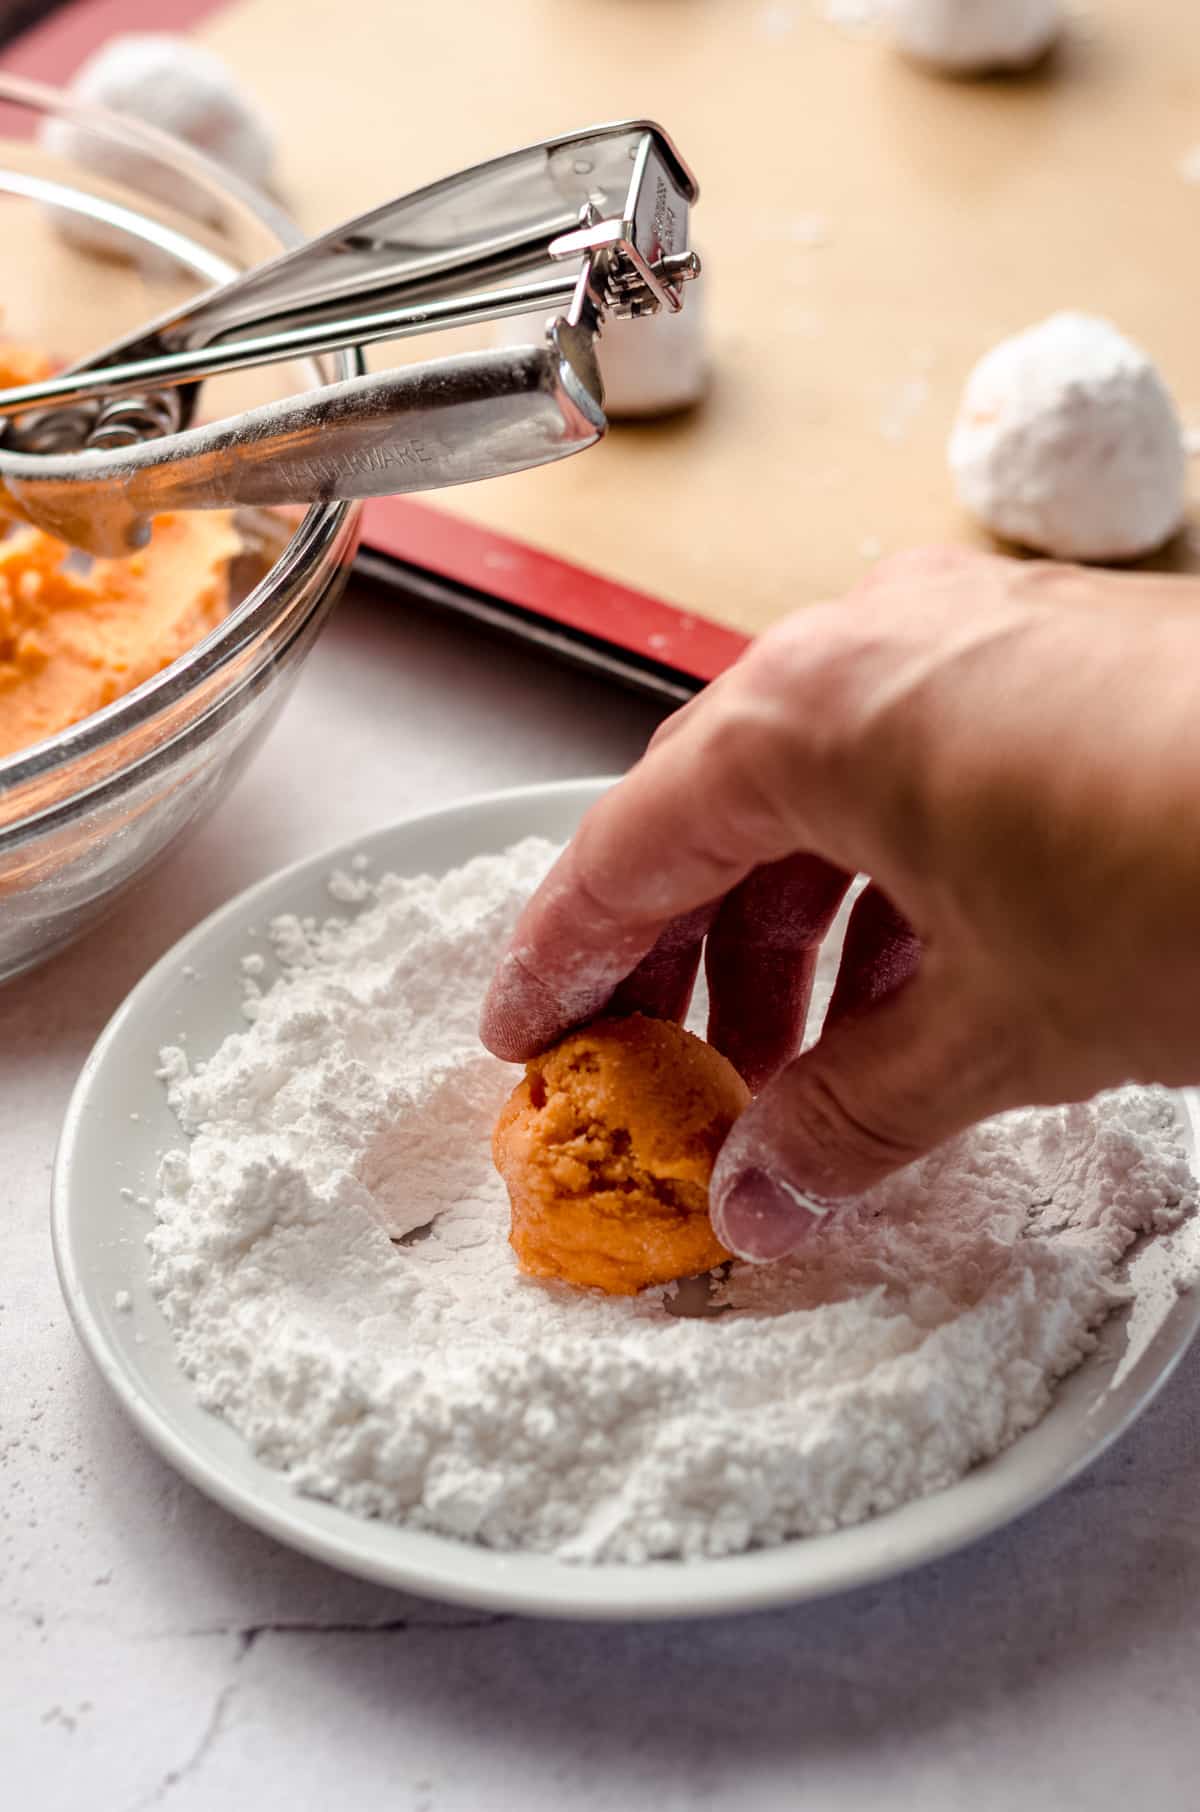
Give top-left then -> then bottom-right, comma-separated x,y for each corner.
890,0 -> 1062,71
494,277 -> 708,419
949,313 -> 1187,561
593,282 -> 708,417
41,34 -> 275,253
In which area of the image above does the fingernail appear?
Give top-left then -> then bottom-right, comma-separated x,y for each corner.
712,1168 -> 837,1264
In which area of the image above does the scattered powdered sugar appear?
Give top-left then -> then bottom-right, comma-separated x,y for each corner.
147,838 -> 1196,1563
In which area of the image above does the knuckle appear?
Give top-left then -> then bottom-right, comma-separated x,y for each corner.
756,614 -> 896,772
1008,555 -> 1088,606
793,1066 -> 927,1181
564,837 -> 669,952
646,692 -> 701,754
692,690 -> 801,860
645,717 -> 677,756
863,544 -> 980,589
757,607 -> 870,703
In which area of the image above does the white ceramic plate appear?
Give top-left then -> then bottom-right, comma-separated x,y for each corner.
52,779 -> 1200,1620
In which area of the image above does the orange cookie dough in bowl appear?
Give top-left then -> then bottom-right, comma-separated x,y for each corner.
0,508 -> 242,761
0,74 -> 363,980
493,1013 -> 750,1295
1,337 -> 243,765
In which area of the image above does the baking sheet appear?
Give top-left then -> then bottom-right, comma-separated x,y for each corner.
5,0 -> 1200,666
192,0 -> 1200,636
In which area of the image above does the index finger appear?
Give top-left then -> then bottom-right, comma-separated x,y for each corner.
479,660 -> 807,1060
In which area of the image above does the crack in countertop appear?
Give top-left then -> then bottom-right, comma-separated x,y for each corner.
120,1614 -> 510,1809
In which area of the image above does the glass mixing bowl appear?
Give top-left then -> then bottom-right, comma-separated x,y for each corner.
0,74 -> 362,980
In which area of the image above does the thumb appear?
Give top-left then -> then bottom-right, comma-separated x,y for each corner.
710,971 -> 1020,1263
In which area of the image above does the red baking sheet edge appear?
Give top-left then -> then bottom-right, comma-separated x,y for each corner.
3,0 -> 750,683
361,498 -> 748,684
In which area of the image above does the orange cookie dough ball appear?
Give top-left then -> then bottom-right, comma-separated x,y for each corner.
493,1014 -> 750,1296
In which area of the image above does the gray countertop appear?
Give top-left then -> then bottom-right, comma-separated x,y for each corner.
4,579 -> 1198,1810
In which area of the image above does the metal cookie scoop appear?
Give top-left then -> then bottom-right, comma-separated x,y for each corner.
0,120 -> 699,556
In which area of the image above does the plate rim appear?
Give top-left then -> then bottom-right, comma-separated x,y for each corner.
50,777 -> 1200,1620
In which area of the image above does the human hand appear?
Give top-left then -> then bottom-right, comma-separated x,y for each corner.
480,549 -> 1200,1261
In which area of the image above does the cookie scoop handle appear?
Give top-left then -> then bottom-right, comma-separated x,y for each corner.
0,331 -> 604,555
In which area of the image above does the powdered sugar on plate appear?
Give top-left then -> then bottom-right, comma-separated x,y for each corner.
147,838 -> 1197,1563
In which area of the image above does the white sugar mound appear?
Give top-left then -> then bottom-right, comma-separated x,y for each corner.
41,34 -> 275,258
147,838 -> 1195,1563
495,279 -> 708,419
949,312 -> 1187,561
890,0 -> 1062,71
